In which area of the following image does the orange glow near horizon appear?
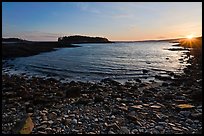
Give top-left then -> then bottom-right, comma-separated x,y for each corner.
180,36 -> 202,48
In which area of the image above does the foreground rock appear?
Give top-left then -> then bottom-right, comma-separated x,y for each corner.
2,71 -> 202,134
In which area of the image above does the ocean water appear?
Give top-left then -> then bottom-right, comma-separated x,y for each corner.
3,41 -> 190,83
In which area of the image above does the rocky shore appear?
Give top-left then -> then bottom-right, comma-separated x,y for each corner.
2,41 -> 80,59
2,39 -> 202,134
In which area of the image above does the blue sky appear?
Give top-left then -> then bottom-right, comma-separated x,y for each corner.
2,2 -> 202,41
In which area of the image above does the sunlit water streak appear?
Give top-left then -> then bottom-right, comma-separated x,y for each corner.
2,41 -> 190,83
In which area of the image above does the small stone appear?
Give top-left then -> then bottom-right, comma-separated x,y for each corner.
194,120 -> 200,123
72,119 -> 77,124
64,115 -> 69,118
38,131 -> 47,134
150,105 -> 161,109
42,115 -> 48,121
190,113 -> 202,120
118,106 -> 128,112
186,119 -> 193,124
42,110 -> 48,114
64,119 -> 71,125
172,126 -> 182,131
48,120 -> 54,125
45,127 -> 52,131
177,104 -> 195,109
179,111 -> 191,117
142,69 -> 148,74
155,125 -> 164,131
120,126 -> 130,134
131,105 -> 143,109
158,122 -> 166,126
131,129 -> 138,134
37,124 -> 47,130
95,118 -> 98,122
69,114 -> 75,117
78,121 -> 82,125
56,117 -> 61,122
108,130 -> 115,134
11,108 -> 16,111
72,129 -> 79,133
88,132 -> 96,134
162,82 -> 168,87
111,115 -> 116,119
49,112 -> 57,119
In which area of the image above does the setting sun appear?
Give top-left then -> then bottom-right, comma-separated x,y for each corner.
186,34 -> 194,39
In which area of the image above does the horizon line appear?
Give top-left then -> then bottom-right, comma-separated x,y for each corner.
2,36 -> 202,42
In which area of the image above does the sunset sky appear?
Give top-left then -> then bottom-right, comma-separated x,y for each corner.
2,2 -> 202,41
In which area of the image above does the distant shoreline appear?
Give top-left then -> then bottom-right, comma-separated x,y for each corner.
2,41 -> 80,59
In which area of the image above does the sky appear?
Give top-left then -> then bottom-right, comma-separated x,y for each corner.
2,2 -> 202,41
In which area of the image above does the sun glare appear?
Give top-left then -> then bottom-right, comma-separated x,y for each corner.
186,34 -> 194,39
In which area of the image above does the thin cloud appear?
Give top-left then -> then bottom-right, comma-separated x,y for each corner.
4,31 -> 64,41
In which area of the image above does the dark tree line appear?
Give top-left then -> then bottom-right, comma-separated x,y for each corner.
58,35 -> 112,44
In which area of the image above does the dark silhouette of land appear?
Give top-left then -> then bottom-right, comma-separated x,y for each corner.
58,35 -> 112,44
2,41 -> 79,59
2,38 -> 28,43
2,35 -> 113,59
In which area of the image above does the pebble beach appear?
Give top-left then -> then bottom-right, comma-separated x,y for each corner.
2,39 -> 202,134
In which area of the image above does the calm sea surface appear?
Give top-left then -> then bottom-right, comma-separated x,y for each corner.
3,41 -> 190,83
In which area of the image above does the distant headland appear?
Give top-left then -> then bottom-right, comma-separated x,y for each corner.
2,35 -> 113,59
58,35 -> 113,44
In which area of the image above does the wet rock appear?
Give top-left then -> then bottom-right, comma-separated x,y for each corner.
190,91 -> 202,102
190,113 -> 202,120
94,95 -> 104,103
130,105 -> 143,110
120,126 -> 130,134
155,75 -> 171,81
185,119 -> 193,124
162,82 -> 169,87
111,115 -> 116,119
75,98 -> 90,105
163,94 -> 174,100
48,120 -> 54,125
171,126 -> 182,132
179,111 -> 191,117
25,107 -> 34,113
105,123 -> 120,130
150,105 -> 161,109
155,125 -> 164,131
142,69 -> 148,74
177,104 -> 195,109
117,106 -> 128,112
66,86 -> 81,98
89,84 -> 98,90
63,119 -> 71,125
49,112 -> 57,119
134,78 -> 142,83
42,115 -> 48,121
38,131 -> 47,134
131,129 -> 138,134
101,78 -> 120,86
94,118 -> 98,122
72,119 -> 77,124
108,130 -> 115,134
